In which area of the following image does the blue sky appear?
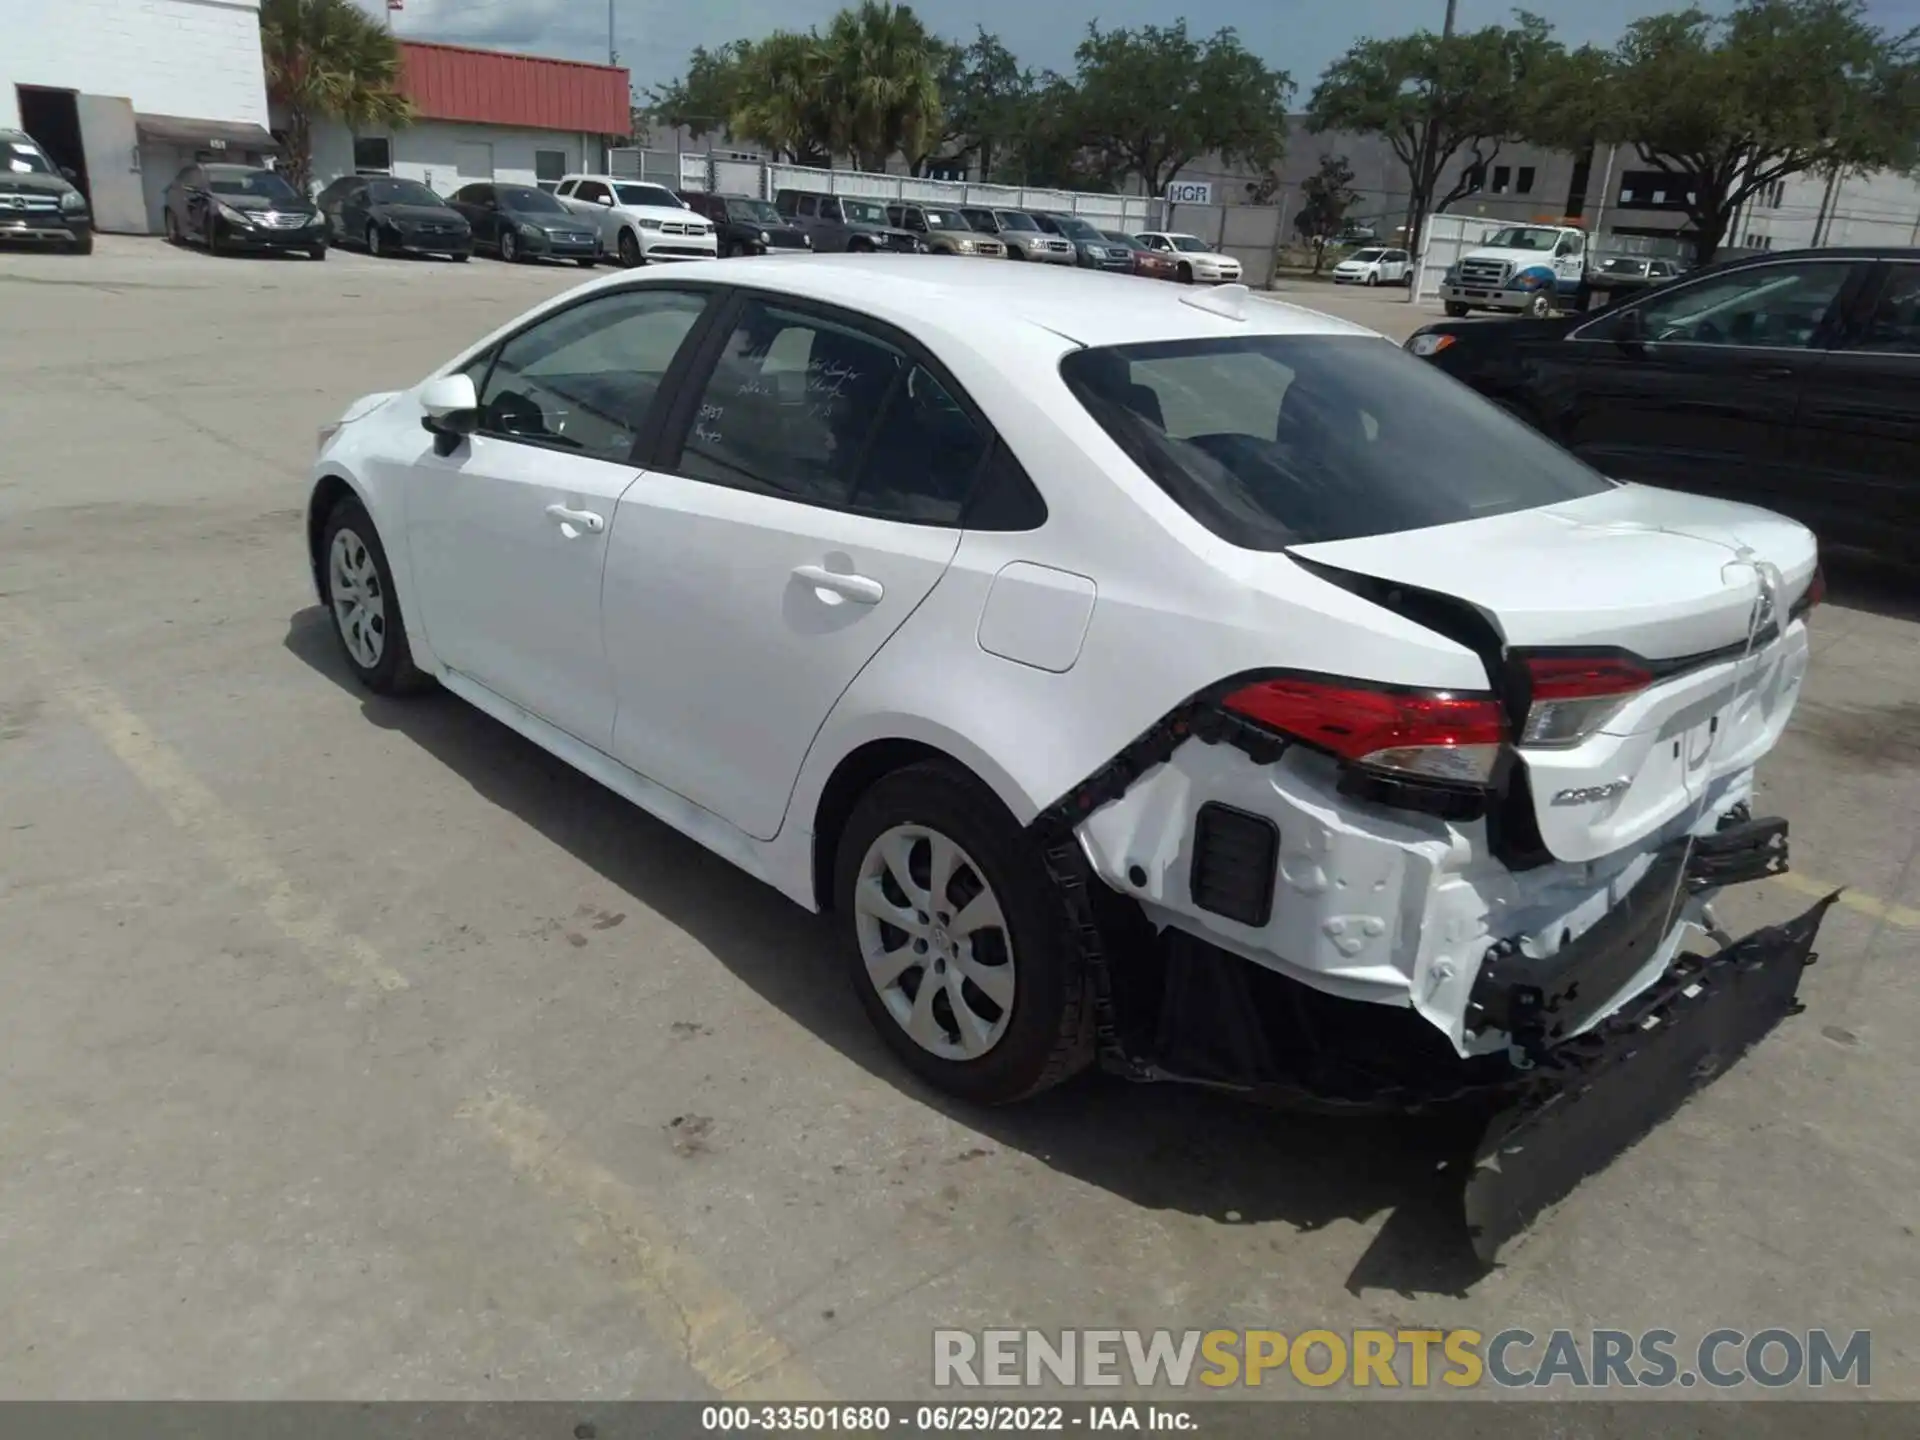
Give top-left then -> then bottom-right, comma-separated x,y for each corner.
358,0 -> 1920,99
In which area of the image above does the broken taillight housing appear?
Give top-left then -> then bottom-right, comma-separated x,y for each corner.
1222,676 -> 1507,786
1518,654 -> 1653,747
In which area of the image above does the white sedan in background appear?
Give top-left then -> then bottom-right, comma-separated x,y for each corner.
554,174 -> 717,268
1330,246 -> 1415,286
307,257 -> 1829,1261
1132,232 -> 1242,284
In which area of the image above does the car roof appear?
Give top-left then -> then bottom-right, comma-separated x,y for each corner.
596,253 -> 1373,350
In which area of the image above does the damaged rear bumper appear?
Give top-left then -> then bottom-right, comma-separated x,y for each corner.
1462,887 -> 1837,1261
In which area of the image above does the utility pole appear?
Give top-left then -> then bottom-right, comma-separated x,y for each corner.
608,0 -> 617,66
1443,0 -> 1458,37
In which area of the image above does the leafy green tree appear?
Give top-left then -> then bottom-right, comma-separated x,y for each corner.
648,41 -> 752,141
1071,21 -> 1293,197
261,0 -> 411,193
819,1 -> 945,172
729,32 -> 835,167
911,29 -> 1030,178
1596,0 -> 1920,262
1293,153 -> 1358,271
1307,17 -> 1547,251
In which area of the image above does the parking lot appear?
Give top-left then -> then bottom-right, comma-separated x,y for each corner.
3,235 -> 1918,1401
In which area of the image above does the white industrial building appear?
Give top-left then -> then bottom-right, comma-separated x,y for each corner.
1734,167 -> 1920,251
0,0 -> 275,234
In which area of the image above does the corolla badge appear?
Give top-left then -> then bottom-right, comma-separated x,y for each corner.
1552,779 -> 1631,805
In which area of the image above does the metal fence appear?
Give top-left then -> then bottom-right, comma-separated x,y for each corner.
614,150 -> 1160,228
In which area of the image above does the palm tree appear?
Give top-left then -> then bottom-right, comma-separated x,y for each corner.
731,31 -> 835,167
261,0 -> 412,194
820,2 -> 944,172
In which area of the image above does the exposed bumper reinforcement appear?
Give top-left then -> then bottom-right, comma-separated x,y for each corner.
1459,888 -> 1839,1264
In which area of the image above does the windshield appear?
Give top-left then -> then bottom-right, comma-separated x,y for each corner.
1484,226 -> 1562,251
1051,216 -> 1103,240
995,211 -> 1039,231
1103,231 -> 1141,248
1349,248 -> 1385,262
725,198 -> 781,223
614,183 -> 683,209
1060,335 -> 1611,549
920,207 -> 968,230
368,179 -> 445,207
500,187 -> 566,214
5,137 -> 56,175
207,168 -> 299,201
843,198 -> 889,224
1169,235 -> 1211,253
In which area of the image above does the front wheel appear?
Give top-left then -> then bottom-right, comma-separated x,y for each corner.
366,223 -> 384,258
308,244 -> 327,261
616,229 -> 641,268
1524,290 -> 1555,319
319,497 -> 430,695
1364,269 -> 1378,287
70,229 -> 94,256
577,256 -> 598,269
1177,261 -> 1193,284
163,209 -> 181,245
836,762 -> 1093,1106
1444,301 -> 1470,317
500,230 -> 520,263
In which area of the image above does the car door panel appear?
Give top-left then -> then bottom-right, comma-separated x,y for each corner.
601,292 -> 989,841
402,286 -> 717,749
1784,260 -> 1920,557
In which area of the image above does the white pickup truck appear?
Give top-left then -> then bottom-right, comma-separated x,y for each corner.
1439,223 -> 1588,317
553,174 -> 718,269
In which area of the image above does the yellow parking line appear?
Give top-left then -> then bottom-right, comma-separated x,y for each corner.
1772,870 -> 1920,929
1,610 -> 408,998
464,1091 -> 832,1401
3,606 -> 827,1399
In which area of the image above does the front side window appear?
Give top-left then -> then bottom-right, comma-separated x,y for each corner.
674,300 -> 986,524
1611,260 -> 1855,349
726,198 -> 781,224
476,289 -> 711,462
1169,235 -> 1211,254
842,198 -> 889,225
1060,335 -> 1612,550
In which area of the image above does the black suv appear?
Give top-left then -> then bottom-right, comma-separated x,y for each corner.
683,192 -> 810,257
0,128 -> 92,254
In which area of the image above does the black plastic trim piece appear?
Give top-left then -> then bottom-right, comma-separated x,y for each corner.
1188,802 -> 1280,927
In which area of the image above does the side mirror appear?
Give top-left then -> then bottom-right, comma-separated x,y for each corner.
60,166 -> 79,183
595,193 -> 613,206
419,372 -> 479,454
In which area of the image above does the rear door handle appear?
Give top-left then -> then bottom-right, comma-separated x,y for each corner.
793,564 -> 883,605
544,503 -> 605,536
1753,364 -> 1798,381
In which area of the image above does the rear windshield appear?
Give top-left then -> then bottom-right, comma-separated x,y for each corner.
1060,335 -> 1613,549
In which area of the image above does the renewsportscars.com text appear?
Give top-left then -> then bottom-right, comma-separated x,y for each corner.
932,1328 -> 1871,1391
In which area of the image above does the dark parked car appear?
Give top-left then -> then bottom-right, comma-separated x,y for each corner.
316,175 -> 471,260
1030,212 -> 1132,271
447,183 -> 600,266
1405,246 -> 1920,564
162,164 -> 325,258
773,189 -> 921,253
681,192 -> 809,257
1583,255 -> 1685,306
0,128 -> 92,254
1102,230 -> 1179,281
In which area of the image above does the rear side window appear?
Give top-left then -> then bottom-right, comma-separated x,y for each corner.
1060,335 -> 1612,549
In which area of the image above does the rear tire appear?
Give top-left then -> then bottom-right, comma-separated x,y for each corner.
617,229 -> 641,268
318,497 -> 431,696
836,762 -> 1094,1106
163,209 -> 181,246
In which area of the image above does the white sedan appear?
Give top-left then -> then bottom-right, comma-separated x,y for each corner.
1132,232 -> 1242,284
307,257 -> 1830,1257
1330,246 -> 1414,287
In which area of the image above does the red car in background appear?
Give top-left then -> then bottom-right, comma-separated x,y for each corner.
1104,230 -> 1180,281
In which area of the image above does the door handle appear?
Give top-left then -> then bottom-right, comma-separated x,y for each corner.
1753,365 -> 1798,381
792,564 -> 883,605
544,503 -> 605,536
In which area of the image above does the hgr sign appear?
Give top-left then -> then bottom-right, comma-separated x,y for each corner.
1165,181 -> 1211,206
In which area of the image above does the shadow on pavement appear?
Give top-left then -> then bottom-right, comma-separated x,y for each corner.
286,604 -> 1492,1299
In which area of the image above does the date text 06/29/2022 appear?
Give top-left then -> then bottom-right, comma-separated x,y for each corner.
702,1405 -> 1195,1432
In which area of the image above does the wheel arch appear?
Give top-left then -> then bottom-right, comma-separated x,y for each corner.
803,726 -> 1040,913
306,469 -> 364,602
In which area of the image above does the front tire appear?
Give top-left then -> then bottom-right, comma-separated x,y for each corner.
164,209 -> 181,246
308,243 -> 327,261
836,762 -> 1093,1106
1524,290 -> 1554,319
319,497 -> 430,695
1444,301 -> 1470,317
500,230 -> 519,263
366,223 -> 383,258
577,256 -> 598,268
70,229 -> 94,256
1364,269 -> 1378,286
1177,261 -> 1193,284
616,229 -> 641,268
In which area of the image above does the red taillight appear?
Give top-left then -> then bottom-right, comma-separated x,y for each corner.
1222,677 -> 1506,786
1520,654 -> 1653,747
1804,566 -> 1826,612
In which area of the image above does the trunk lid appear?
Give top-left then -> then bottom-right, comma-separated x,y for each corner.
1289,485 -> 1817,863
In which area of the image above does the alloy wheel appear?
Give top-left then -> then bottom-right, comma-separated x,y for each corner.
328,527 -> 387,669
854,823 -> 1016,1062
367,224 -> 382,257
501,231 -> 518,263
618,230 -> 641,267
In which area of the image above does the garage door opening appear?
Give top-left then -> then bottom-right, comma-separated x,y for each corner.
15,85 -> 89,201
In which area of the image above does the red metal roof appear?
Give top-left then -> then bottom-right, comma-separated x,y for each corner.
398,41 -> 630,135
